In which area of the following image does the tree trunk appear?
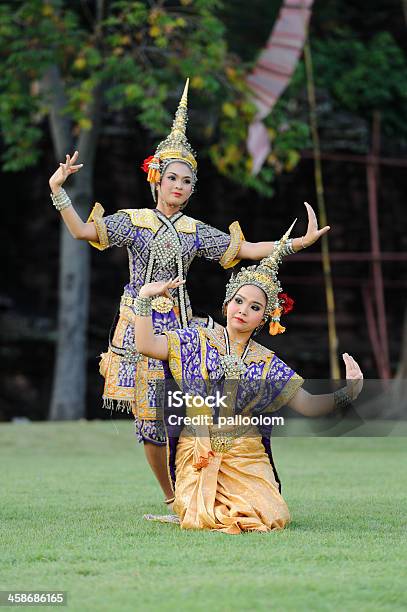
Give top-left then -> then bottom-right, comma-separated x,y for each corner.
49,180 -> 92,420
45,69 -> 101,419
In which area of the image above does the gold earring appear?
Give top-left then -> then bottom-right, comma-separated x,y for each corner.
254,318 -> 267,336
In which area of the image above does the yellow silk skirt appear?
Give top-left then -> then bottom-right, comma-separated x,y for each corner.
172,428 -> 290,535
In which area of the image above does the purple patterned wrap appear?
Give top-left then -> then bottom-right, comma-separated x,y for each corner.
164,326 -> 304,490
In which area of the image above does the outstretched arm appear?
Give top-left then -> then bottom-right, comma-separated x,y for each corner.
134,278 -> 185,360
238,202 -> 330,260
288,354 -> 363,417
49,151 -> 98,242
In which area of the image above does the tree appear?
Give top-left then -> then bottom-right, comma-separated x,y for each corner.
1,1 -> 313,419
0,0 -> 251,418
8,1 -> 405,418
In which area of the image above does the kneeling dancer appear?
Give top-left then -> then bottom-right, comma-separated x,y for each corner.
134,228 -> 363,534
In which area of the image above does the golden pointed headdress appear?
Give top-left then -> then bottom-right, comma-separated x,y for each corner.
223,221 -> 296,335
142,79 -> 197,195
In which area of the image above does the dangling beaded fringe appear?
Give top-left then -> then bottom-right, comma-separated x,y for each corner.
102,397 -> 133,414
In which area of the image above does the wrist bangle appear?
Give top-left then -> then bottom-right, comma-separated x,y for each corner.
50,188 -> 72,212
333,387 -> 353,416
283,238 -> 296,256
134,296 -> 152,316
276,239 -> 295,257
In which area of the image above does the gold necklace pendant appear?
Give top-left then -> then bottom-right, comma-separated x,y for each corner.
219,354 -> 247,379
220,328 -> 250,379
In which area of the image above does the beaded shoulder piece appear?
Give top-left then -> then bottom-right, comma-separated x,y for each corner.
119,208 -> 201,235
175,215 -> 202,233
119,209 -> 161,233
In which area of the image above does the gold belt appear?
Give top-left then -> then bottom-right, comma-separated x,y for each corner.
184,425 -> 253,453
209,425 -> 253,453
210,431 -> 236,453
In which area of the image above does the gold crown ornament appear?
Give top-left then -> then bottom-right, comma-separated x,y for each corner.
141,79 -> 198,201
223,220 -> 296,335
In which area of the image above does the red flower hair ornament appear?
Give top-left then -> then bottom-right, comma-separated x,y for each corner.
141,155 -> 154,173
278,292 -> 295,315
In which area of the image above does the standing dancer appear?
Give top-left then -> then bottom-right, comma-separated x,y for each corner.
48,79 -> 329,506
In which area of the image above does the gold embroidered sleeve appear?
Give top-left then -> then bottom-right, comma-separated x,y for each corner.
87,202 -> 109,251
219,221 -> 245,269
267,374 -> 305,413
162,330 -> 183,381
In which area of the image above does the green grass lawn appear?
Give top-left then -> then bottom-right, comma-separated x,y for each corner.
1,421 -> 406,612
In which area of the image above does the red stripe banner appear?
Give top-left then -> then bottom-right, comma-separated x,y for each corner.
246,0 -> 314,174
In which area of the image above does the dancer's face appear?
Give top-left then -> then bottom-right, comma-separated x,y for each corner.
226,285 -> 267,334
157,161 -> 193,212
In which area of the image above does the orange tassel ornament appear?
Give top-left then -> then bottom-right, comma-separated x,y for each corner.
269,307 -> 286,335
147,157 -> 161,183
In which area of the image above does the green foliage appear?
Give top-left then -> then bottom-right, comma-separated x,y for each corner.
316,32 -> 407,137
220,1 -> 407,159
208,65 -> 310,197
0,0 -> 306,195
2,2 -> 404,193
300,31 -> 407,138
0,2 -> 83,169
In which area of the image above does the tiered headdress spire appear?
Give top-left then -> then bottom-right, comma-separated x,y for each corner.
224,221 -> 296,335
142,79 -> 197,194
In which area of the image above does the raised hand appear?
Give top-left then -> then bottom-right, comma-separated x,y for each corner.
139,277 -> 185,299
343,353 -> 364,400
301,202 -> 330,248
49,151 -> 83,193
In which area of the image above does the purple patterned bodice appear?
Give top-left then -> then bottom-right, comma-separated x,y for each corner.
103,209 -> 231,321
